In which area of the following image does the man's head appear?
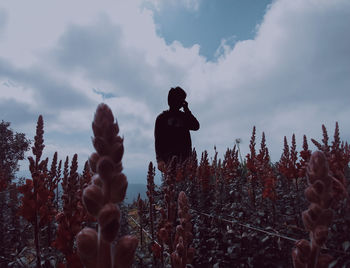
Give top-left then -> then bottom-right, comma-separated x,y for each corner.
168,87 -> 186,110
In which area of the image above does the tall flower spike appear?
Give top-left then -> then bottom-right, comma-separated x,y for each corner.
146,162 -> 156,243
32,115 -> 45,163
297,135 -> 311,178
77,103 -> 137,268
18,115 -> 47,268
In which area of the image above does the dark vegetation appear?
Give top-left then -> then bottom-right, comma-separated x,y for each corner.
0,106 -> 349,267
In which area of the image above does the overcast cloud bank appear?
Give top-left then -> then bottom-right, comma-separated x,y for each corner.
0,0 -> 349,183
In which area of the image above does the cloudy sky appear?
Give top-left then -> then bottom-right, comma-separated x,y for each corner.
1,0 -> 349,184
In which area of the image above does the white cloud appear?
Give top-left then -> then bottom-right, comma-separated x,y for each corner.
0,79 -> 36,106
1,0 -> 350,183
0,9 -> 7,37
145,0 -> 201,12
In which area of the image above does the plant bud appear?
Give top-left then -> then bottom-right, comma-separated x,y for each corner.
317,253 -> 333,267
92,174 -> 103,188
302,210 -> 315,231
187,247 -> 195,262
176,225 -> 184,236
98,203 -> 121,243
293,239 -> 311,264
92,121 -> 103,138
111,143 -> 124,164
151,242 -> 162,258
159,228 -> 168,242
304,185 -> 321,204
171,252 -> 181,268
94,103 -> 114,128
187,232 -> 194,243
83,184 -> 104,217
307,151 -> 329,184
76,227 -> 98,267
104,123 -> 118,143
88,153 -> 99,173
97,156 -> 114,181
178,191 -> 187,206
55,212 -> 65,222
93,137 -> 108,156
176,237 -> 184,257
110,174 -> 128,203
313,225 -> 328,247
114,235 -> 138,268
114,162 -> 123,174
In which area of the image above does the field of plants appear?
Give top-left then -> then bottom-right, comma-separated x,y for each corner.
0,103 -> 349,268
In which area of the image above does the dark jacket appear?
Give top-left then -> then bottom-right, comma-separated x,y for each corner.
155,109 -> 199,163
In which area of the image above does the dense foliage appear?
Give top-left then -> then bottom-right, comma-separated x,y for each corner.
0,108 -> 349,268
0,120 -> 30,186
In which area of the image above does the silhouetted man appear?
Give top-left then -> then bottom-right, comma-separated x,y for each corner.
155,87 -> 200,172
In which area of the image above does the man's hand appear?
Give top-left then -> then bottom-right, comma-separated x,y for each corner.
182,101 -> 190,113
157,160 -> 166,173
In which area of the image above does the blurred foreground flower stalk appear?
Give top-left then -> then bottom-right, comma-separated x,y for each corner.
77,103 -> 138,268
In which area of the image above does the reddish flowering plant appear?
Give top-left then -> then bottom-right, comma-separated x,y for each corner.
290,134 -> 299,181
246,126 -> 257,174
311,124 -> 330,158
137,194 -> 146,250
210,146 -> 219,183
297,135 -> 312,179
156,158 -> 178,265
246,126 -> 258,205
171,191 -> 195,268
222,145 -> 240,184
44,151 -> 61,247
256,132 -> 277,201
183,149 -> 198,182
146,162 -> 156,243
278,134 -> 299,189
197,150 -> 211,192
278,136 -> 290,177
292,151 -> 348,268
76,103 -> 138,268
311,123 -> 349,201
53,154 -> 85,268
175,161 -> 185,182
17,115 -> 53,268
80,161 -> 92,190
